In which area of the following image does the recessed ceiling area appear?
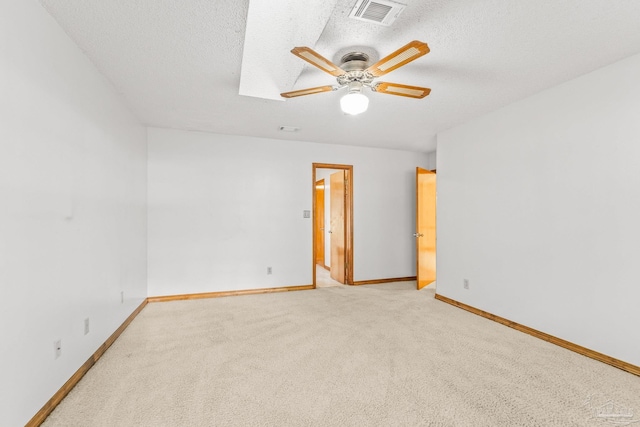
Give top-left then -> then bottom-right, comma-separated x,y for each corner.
39,0 -> 640,152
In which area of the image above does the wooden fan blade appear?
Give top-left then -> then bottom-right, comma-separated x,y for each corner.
366,41 -> 430,77
281,85 -> 335,98
291,47 -> 345,77
373,82 -> 431,99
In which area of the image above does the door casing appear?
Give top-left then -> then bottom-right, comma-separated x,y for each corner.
312,163 -> 354,287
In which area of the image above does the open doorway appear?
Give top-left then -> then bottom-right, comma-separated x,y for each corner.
312,163 -> 354,288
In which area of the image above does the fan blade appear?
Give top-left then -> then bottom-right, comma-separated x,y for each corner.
366,41 -> 430,77
281,85 -> 335,98
291,47 -> 345,77
373,82 -> 431,99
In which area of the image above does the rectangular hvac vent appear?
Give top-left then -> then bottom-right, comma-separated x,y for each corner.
349,0 -> 407,26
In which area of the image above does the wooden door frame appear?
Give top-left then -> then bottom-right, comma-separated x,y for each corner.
312,163 -> 354,287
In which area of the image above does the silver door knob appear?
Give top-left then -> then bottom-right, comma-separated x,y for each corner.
413,233 -> 423,237
328,230 -> 333,234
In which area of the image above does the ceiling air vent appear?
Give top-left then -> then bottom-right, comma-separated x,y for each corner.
349,0 -> 407,26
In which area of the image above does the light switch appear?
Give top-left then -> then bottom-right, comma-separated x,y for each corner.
303,210 -> 311,218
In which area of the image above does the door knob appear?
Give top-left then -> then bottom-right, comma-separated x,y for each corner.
413,233 -> 423,237
328,230 -> 333,234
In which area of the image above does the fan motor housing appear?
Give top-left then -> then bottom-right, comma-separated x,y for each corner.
337,52 -> 375,87
340,52 -> 369,71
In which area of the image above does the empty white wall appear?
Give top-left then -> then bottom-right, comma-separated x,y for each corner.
148,128 -> 427,296
436,53 -> 640,366
426,151 -> 436,171
0,2 -> 147,425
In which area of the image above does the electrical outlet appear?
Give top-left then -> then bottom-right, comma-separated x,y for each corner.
267,267 -> 272,275
120,291 -> 124,304
84,318 -> 90,335
54,339 -> 62,359
463,279 -> 469,290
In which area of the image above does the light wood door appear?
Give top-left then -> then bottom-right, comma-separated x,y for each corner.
330,171 -> 345,283
315,179 -> 325,266
416,167 -> 436,290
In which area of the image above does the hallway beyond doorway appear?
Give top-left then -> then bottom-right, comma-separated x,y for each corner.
315,266 -> 343,288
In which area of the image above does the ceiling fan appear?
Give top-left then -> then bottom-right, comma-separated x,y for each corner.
280,40 -> 431,115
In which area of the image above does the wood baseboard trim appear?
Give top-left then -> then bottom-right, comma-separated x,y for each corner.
147,284 -> 315,303
434,294 -> 640,377
351,276 -> 417,286
26,299 -> 148,427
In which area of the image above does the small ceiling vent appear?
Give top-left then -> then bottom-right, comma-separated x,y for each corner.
349,0 -> 407,26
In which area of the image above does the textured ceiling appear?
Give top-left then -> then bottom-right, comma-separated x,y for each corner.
39,0 -> 640,152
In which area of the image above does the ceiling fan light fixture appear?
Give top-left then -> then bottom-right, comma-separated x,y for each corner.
341,92 -> 369,115
280,41 -> 431,113
340,82 -> 369,115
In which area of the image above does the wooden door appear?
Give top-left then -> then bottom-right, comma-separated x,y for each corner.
416,167 -> 436,289
315,180 -> 325,266
330,171 -> 345,283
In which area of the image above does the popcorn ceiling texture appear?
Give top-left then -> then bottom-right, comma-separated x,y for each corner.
39,0 -> 640,152
41,284 -> 640,426
239,0 -> 340,101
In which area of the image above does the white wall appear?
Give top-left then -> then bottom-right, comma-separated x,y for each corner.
148,128 -> 427,296
436,53 -> 640,366
426,151 -> 436,171
0,2 -> 147,426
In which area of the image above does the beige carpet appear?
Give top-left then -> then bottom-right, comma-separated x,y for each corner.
42,283 -> 640,426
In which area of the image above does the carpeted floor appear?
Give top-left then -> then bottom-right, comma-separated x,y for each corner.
42,283 -> 640,426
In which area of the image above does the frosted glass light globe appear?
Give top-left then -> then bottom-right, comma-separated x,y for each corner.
340,92 -> 369,115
